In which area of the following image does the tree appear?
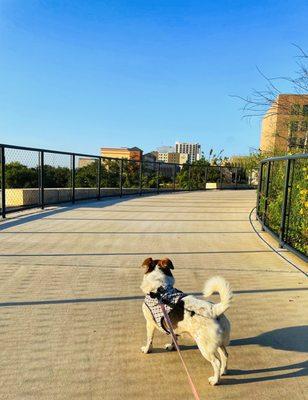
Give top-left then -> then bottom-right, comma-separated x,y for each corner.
75,161 -> 98,188
44,165 -> 71,188
101,159 -> 121,188
5,162 -> 38,188
234,45 -> 308,153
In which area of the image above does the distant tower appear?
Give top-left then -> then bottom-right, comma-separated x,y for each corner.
175,142 -> 201,163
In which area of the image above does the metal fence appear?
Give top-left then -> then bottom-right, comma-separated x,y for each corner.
0,143 -> 254,218
256,153 -> 308,261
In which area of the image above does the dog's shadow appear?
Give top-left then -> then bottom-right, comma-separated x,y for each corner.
230,325 -> 308,353
225,325 -> 308,385
154,325 -> 308,384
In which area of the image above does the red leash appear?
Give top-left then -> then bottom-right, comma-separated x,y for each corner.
159,302 -> 201,400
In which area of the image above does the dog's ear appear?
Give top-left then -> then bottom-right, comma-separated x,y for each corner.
141,257 -> 156,274
157,258 -> 174,270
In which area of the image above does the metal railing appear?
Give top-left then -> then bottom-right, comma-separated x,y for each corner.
256,153 -> 308,261
0,143 -> 253,218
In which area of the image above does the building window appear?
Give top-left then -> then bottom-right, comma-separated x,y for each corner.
301,121 -> 308,131
289,121 -> 299,134
291,104 -> 301,115
289,137 -> 297,147
298,138 -> 305,148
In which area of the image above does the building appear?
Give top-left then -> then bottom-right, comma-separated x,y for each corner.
143,152 -> 157,163
100,147 -> 143,161
157,152 -> 189,164
260,94 -> 308,153
175,142 -> 201,162
78,158 -> 96,168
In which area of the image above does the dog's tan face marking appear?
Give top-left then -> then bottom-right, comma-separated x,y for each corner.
157,258 -> 174,276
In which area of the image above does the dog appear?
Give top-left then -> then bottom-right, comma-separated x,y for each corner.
140,257 -> 232,386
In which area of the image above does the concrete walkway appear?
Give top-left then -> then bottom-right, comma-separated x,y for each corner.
0,190 -> 307,400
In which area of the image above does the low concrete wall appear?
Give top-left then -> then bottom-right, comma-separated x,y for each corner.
5,187 -> 163,207
5,188 -> 98,206
4,183 -> 221,207
6,189 -> 40,207
206,183 -> 217,189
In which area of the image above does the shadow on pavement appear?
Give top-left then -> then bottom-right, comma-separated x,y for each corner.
222,326 -> 308,385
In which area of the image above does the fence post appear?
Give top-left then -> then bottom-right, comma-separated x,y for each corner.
97,157 -> 102,200
279,159 -> 291,247
157,162 -> 160,194
256,163 -> 263,216
119,159 -> 123,197
173,164 -> 176,191
139,161 -> 143,196
71,154 -> 76,204
234,167 -> 238,190
204,166 -> 208,190
40,151 -> 45,209
188,165 -> 191,191
219,166 -> 223,189
262,161 -> 271,228
1,146 -> 6,218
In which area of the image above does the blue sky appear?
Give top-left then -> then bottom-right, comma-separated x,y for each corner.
1,1 -> 307,157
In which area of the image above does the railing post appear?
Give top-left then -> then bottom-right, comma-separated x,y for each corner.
157,162 -> 160,194
188,165 -> 191,191
262,161 -> 271,228
119,159 -> 123,197
1,146 -> 6,218
97,157 -> 102,200
173,164 -> 176,191
204,166 -> 208,190
219,166 -> 223,189
139,161 -> 143,196
256,163 -> 263,216
40,151 -> 45,209
234,167 -> 238,189
71,154 -> 75,204
279,159 -> 291,247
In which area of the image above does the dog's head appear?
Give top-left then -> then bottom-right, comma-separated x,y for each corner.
140,257 -> 175,294
141,257 -> 174,276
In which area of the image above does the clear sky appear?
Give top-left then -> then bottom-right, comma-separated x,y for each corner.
1,1 -> 307,157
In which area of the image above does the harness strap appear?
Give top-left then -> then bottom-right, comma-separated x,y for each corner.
159,302 -> 201,400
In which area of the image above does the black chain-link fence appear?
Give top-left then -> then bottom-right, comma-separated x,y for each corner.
256,153 -> 308,260
1,144 -> 255,218
2,147 -> 41,212
44,152 -> 72,204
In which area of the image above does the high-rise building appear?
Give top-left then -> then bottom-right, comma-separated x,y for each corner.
260,94 -> 308,153
175,142 -> 201,162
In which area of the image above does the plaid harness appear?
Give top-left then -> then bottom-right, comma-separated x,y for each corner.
144,287 -> 186,334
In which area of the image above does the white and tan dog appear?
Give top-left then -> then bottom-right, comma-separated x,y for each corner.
140,257 -> 232,386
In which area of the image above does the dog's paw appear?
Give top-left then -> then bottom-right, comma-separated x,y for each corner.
208,376 -> 219,386
164,343 -> 175,351
141,346 -> 151,354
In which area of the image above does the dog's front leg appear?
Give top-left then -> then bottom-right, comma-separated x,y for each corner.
141,321 -> 155,354
164,335 -> 179,351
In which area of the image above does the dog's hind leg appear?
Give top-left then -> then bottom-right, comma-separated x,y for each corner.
141,320 -> 155,354
217,346 -> 228,375
195,338 -> 221,385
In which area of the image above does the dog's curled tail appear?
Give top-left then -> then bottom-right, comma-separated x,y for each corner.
203,276 -> 233,317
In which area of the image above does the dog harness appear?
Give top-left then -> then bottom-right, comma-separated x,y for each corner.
144,286 -> 187,334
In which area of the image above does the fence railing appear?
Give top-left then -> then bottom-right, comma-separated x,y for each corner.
0,143 -> 254,218
256,153 -> 308,261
